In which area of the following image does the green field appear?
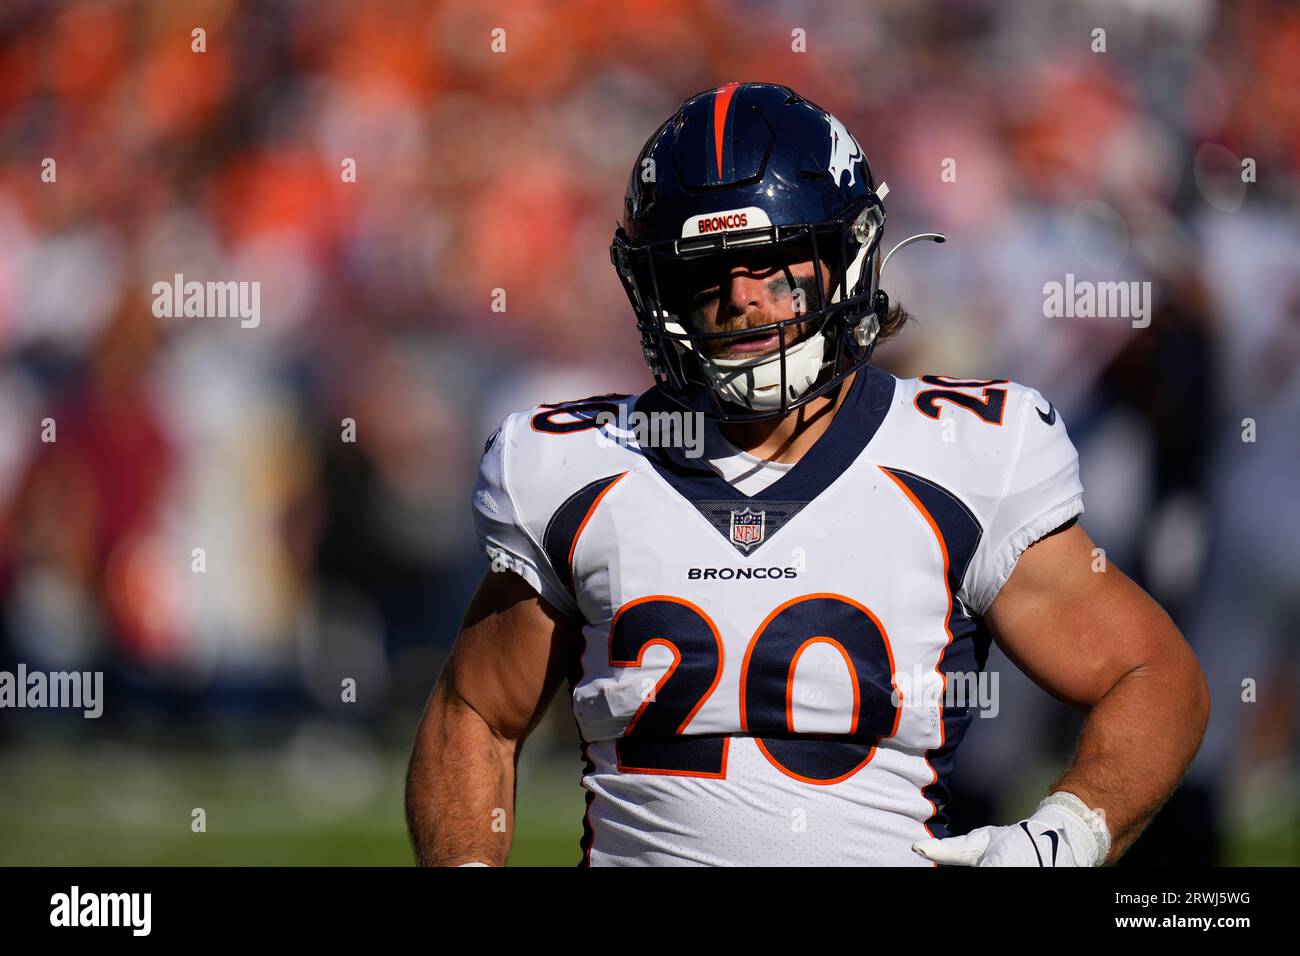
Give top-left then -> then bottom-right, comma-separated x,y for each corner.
0,739 -> 586,866
0,739 -> 1291,865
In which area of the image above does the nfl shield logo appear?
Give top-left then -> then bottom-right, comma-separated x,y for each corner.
729,508 -> 766,553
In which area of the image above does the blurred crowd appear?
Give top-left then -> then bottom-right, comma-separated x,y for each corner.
0,0 -> 1296,862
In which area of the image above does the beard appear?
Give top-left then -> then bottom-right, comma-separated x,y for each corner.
695,271 -> 825,360
703,315 -> 811,360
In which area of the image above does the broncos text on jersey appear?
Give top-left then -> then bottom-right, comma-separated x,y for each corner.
471,365 -> 1083,866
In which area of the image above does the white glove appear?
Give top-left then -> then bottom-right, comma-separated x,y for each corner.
912,791 -> 1111,867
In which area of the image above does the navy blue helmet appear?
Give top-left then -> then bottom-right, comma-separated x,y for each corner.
611,82 -> 912,422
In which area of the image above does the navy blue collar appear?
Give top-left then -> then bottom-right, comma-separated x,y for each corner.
635,364 -> 896,505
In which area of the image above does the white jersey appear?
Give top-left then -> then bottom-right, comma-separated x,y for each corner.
471,365 -> 1083,866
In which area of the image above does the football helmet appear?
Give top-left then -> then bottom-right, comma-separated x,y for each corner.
610,81 -> 942,422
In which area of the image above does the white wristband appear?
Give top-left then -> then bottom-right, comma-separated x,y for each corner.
1037,790 -> 1112,866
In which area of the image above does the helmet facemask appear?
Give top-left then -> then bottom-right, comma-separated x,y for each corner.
612,196 -> 887,423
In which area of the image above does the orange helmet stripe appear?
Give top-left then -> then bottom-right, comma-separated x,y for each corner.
712,82 -> 740,179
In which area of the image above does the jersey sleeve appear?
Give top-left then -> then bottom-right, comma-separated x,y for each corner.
963,386 -> 1085,615
470,412 -> 580,617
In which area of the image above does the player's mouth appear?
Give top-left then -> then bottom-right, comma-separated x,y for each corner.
711,322 -> 806,360
723,330 -> 781,354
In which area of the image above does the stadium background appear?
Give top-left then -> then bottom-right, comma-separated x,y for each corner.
0,0 -> 1296,865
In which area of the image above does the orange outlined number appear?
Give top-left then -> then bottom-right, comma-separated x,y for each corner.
609,596 -> 728,777
530,394 -> 631,434
741,594 -> 900,785
914,374 -> 1009,425
607,593 -> 899,784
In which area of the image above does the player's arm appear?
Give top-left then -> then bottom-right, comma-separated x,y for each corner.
405,567 -> 581,866
913,385 -> 1208,866
982,522 -> 1209,862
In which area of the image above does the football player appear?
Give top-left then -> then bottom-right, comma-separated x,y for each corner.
406,83 -> 1208,866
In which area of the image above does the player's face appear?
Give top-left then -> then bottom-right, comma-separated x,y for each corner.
681,248 -> 831,360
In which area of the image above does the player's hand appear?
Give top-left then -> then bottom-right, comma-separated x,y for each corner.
911,791 -> 1111,867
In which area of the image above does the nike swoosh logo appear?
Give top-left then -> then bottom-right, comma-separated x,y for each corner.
1044,829 -> 1060,865
1036,402 -> 1056,426
1020,823 -> 1062,866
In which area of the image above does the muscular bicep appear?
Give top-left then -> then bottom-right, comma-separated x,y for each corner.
442,568 -> 582,742
983,524 -> 1193,710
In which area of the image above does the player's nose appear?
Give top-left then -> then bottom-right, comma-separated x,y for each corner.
724,269 -> 769,316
